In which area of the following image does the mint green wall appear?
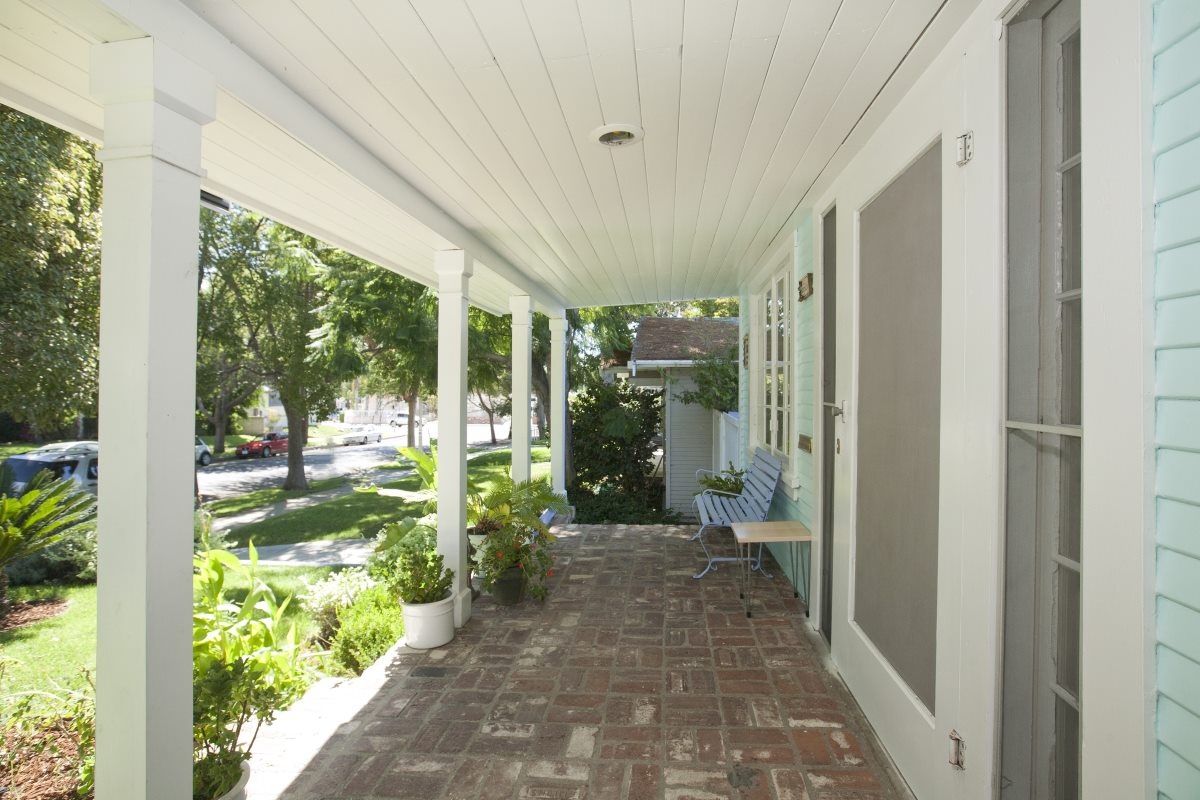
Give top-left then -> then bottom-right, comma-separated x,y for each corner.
1154,2 -> 1200,796
735,215 -> 818,595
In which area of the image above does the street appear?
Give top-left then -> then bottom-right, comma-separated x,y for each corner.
197,422 -> 514,499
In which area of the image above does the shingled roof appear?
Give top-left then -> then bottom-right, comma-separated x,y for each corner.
629,317 -> 739,364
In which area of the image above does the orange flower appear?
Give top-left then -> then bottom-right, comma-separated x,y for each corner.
495,552 -> 503,559
547,570 -> 553,577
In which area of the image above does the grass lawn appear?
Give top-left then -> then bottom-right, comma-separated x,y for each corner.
0,585 -> 97,713
0,442 -> 40,461
205,476 -> 346,519
0,565 -> 337,712
231,447 -> 552,549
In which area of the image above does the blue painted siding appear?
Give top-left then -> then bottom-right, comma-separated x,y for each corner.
1154,0 -> 1200,794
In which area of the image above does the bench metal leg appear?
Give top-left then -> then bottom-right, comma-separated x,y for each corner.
692,535 -> 770,580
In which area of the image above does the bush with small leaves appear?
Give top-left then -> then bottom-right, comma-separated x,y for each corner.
329,585 -> 404,676
299,568 -> 376,646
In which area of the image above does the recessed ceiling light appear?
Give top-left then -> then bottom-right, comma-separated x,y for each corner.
591,123 -> 644,147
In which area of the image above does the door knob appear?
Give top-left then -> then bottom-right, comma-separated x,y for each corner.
823,401 -> 845,418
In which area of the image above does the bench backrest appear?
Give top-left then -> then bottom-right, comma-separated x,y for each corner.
740,448 -> 784,518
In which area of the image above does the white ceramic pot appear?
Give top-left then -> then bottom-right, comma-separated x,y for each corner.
214,761 -> 251,800
400,591 -> 455,649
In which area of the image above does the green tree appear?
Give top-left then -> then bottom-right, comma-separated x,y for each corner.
467,307 -> 512,444
213,217 -> 362,489
196,209 -> 265,452
320,252 -> 437,448
0,106 -> 101,435
676,346 -> 739,412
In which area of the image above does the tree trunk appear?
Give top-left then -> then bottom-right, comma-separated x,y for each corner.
0,570 -> 9,619
282,403 -> 308,490
213,402 -> 229,454
406,393 -> 418,448
532,369 -> 550,439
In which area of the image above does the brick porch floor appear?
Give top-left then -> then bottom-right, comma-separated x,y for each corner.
256,524 -> 910,800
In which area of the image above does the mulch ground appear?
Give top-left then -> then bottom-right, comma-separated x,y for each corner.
0,599 -> 70,633
0,727 -> 84,800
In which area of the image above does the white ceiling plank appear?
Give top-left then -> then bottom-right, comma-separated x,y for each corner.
0,61 -> 101,139
732,0 -> 953,281
456,64 -> 610,297
670,38 -> 729,299
0,22 -> 90,99
731,0 -> 792,40
577,0 -> 635,57
545,53 -> 643,303
520,0 -> 588,61
33,0 -> 141,44
691,0 -> 843,294
231,0 -> 577,299
463,0 -> 544,65
6,1 -> 92,70
682,0 -> 738,47
297,0 -> 586,300
682,35 -> 778,294
636,45 -> 681,301
405,0 -> 496,72
631,0 -> 684,51
706,0 -> 894,289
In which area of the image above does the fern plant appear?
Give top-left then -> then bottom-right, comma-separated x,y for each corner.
0,470 -> 96,616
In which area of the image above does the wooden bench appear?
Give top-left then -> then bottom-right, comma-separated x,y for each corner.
690,448 -> 784,578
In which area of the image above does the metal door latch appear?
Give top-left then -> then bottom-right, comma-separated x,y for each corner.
823,400 -> 845,418
949,730 -> 966,770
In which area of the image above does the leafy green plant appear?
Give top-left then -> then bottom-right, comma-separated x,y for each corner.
396,445 -> 438,513
299,568 -> 376,647
572,484 -> 681,525
193,546 -> 311,800
676,346 -> 739,413
467,476 -> 569,538
696,463 -> 746,495
0,471 -> 96,616
390,549 -> 454,605
329,585 -> 404,675
473,522 -> 556,601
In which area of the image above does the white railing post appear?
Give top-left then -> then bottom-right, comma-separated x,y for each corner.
436,250 -> 473,626
549,313 -> 568,495
510,294 -> 532,482
90,38 -> 214,800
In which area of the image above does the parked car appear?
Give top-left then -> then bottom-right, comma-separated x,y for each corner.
330,426 -> 373,446
4,441 -> 99,496
195,436 -> 212,467
364,426 -> 383,443
236,432 -> 289,459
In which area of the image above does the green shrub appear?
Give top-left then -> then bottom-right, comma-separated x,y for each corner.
696,463 -> 746,495
299,568 -> 376,646
5,528 -> 96,586
572,484 -> 681,525
330,585 -> 404,676
570,380 -> 662,503
1,662 -> 95,798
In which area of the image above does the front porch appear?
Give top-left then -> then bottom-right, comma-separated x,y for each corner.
250,525 -> 906,800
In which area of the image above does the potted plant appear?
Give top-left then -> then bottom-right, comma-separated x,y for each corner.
467,476 -> 569,548
473,520 -> 557,605
369,517 -> 456,648
193,546 -> 310,800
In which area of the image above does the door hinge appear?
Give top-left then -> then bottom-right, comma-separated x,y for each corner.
948,730 -> 966,770
955,132 -> 974,166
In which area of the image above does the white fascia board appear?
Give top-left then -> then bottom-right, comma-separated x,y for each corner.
71,0 -> 564,312
631,359 -> 698,370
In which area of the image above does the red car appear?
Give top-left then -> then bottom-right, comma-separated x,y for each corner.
236,432 -> 289,459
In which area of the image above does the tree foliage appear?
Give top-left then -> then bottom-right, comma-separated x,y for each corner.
676,346 -> 739,412
0,107 -> 101,434
569,380 -> 662,512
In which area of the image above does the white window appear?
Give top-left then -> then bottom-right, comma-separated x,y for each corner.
756,267 -> 792,459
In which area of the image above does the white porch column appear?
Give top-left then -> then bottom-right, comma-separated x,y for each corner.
89,39 -> 214,800
510,294 -> 533,482
436,250 -> 473,626
548,313 -> 568,495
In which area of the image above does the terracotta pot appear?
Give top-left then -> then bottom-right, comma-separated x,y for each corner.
214,761 -> 251,800
490,566 -> 526,606
400,591 -> 455,648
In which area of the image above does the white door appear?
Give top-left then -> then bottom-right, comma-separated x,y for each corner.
827,79 -> 978,795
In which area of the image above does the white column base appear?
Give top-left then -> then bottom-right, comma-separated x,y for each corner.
453,586 -> 473,628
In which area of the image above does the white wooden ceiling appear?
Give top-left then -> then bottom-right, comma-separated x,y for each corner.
0,0 -> 980,310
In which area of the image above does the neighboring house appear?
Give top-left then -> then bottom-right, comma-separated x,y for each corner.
2,1 -> 1181,798
625,317 -> 738,518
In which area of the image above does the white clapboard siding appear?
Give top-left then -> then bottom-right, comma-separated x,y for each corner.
666,374 -> 716,518
1154,1 -> 1200,795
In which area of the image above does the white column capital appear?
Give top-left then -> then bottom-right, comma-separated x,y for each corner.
548,314 -> 568,334
510,293 -> 533,319
435,249 -> 473,292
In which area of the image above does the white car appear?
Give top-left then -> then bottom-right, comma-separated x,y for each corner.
195,436 -> 213,466
5,441 -> 100,495
330,427 -> 369,446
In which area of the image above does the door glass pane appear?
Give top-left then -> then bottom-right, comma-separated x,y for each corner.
1061,32 -> 1081,160
1054,696 -> 1080,800
1055,564 -> 1080,698
1058,436 -> 1081,561
1060,298 -> 1081,426
764,374 -> 773,445
1061,164 -> 1081,293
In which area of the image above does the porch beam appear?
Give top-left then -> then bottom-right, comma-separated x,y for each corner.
436,249 -> 473,627
549,314 -> 568,495
89,37 -> 214,800
510,294 -> 532,483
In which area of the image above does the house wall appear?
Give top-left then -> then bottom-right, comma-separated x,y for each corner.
1154,2 -> 1200,795
664,372 -> 714,519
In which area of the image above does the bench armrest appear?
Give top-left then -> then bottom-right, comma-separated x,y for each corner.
700,488 -> 742,499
